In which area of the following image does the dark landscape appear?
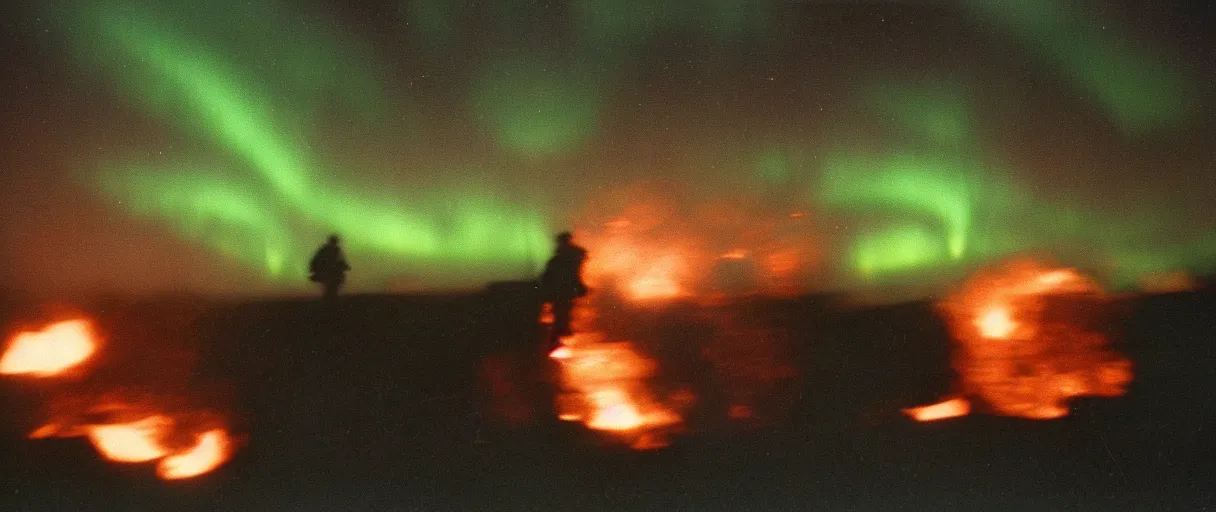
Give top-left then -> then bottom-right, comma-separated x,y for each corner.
2,287 -> 1212,511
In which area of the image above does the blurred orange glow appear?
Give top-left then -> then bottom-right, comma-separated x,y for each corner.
87,416 -> 172,462
921,259 -> 1133,420
720,249 -> 748,260
902,397 -> 970,421
158,429 -> 231,480
626,256 -> 685,300
548,300 -> 682,448
548,346 -> 573,360
574,186 -> 822,301
975,306 -> 1016,339
33,401 -> 235,480
586,389 -> 645,431
0,319 -> 97,377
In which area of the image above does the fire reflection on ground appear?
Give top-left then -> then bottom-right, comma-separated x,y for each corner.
548,304 -> 684,449
538,293 -> 803,448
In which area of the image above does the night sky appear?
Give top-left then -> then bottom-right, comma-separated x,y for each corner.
1,0 -> 1213,297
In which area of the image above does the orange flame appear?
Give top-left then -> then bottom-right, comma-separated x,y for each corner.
574,186 -> 822,302
158,429 -> 231,480
902,397 -> 970,421
975,306 -> 1016,339
585,389 -> 646,431
547,304 -> 682,448
911,259 -> 1133,421
32,400 -> 235,480
548,346 -> 573,360
87,416 -> 172,462
0,319 -> 97,377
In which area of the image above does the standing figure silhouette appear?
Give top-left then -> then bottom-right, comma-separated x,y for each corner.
538,232 -> 588,348
309,235 -> 350,301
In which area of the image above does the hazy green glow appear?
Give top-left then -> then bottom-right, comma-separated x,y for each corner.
470,55 -> 602,159
965,0 -> 1194,132
753,145 -> 792,186
852,224 -> 947,278
37,0 -> 1213,294
66,0 -> 550,285
98,168 -> 301,278
407,0 -> 457,49
867,80 -> 971,146
824,73 -> 1214,286
822,153 -> 974,260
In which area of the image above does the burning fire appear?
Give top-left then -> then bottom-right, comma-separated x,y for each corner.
158,429 -> 231,480
4,312 -> 238,481
87,416 -> 172,462
548,185 -> 822,440
574,185 -> 821,301
0,319 -> 98,376
547,307 -> 682,449
902,397 -> 971,422
906,259 -> 1132,421
582,229 -> 692,302
33,399 -> 235,480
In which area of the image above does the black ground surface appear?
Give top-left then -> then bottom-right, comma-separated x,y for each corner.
0,288 -> 1212,511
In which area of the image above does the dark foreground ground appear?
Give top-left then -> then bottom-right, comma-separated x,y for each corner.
0,287 -> 1213,511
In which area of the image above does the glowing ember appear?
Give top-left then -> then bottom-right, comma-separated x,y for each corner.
549,301 -> 683,447
586,389 -> 645,431
0,319 -> 97,377
919,259 -> 1133,420
976,306 -> 1016,339
87,416 -> 172,462
902,397 -> 971,421
33,400 -> 236,480
574,188 -> 822,301
548,346 -> 573,360
158,429 -> 231,480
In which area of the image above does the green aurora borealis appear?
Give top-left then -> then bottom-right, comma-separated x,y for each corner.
2,0 -> 1213,295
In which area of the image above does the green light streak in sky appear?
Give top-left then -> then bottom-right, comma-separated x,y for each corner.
45,0 -> 1213,292
964,0 -> 1195,132
63,0 -> 551,285
824,73 -> 1214,285
822,152 -> 975,261
98,168 -> 301,279
95,12 -> 313,203
852,223 -> 948,278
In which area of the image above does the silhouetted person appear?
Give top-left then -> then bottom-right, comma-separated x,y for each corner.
539,232 -> 588,348
310,235 -> 350,301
